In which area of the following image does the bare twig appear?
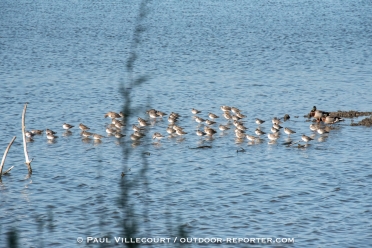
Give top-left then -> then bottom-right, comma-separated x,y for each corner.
22,103 -> 33,173
3,166 -> 14,175
0,136 -> 16,176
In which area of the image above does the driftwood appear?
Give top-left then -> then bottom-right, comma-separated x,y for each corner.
0,136 -> 16,176
22,103 -> 33,173
189,146 -> 212,149
236,148 -> 246,153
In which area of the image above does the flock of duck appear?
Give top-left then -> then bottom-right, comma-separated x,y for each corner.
24,112 -> 127,142
23,105 -> 344,147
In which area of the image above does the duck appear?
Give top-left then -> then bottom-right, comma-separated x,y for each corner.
152,132 -> 164,140
310,106 -> 329,122
284,127 -> 296,136
301,134 -> 314,143
62,123 -> 74,130
322,116 -> 344,124
104,111 -> 121,119
192,108 -> 201,115
255,118 -> 265,125
208,113 -> 219,119
272,117 -> 282,125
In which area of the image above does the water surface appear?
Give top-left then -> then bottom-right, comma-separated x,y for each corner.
1,0 -> 372,247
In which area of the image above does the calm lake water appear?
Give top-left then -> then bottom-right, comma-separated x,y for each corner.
1,0 -> 372,247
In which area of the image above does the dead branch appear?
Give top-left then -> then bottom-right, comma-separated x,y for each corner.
0,136 -> 16,176
22,103 -> 33,173
2,166 -> 14,175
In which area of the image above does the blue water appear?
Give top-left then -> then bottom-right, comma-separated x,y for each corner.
1,0 -> 372,247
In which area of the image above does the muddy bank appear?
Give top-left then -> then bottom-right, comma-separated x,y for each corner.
305,110 -> 372,119
351,116 -> 372,127
329,111 -> 372,118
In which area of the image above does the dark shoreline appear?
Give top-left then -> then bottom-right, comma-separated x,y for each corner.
303,110 -> 372,126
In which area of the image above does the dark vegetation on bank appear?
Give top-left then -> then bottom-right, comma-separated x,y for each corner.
304,110 -> 372,126
351,116 -> 372,127
329,110 -> 372,118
